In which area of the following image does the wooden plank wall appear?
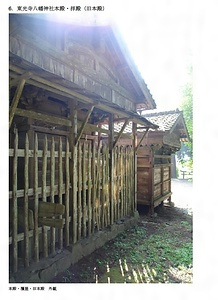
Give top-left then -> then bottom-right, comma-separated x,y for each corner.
9,131 -> 134,273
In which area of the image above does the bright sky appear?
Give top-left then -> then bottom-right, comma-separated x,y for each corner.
111,0 -> 194,111
6,0 -> 193,111
53,0 -> 194,111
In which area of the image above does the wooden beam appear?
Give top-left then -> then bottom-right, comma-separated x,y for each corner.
136,126 -> 150,130
114,117 -> 132,122
136,128 -> 149,152
9,78 -> 26,128
75,105 -> 95,146
15,108 -> 109,134
15,108 -> 71,126
113,118 -> 130,149
10,65 -> 156,128
10,71 -> 32,88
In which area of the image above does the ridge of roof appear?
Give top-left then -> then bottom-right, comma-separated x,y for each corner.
142,108 -> 181,118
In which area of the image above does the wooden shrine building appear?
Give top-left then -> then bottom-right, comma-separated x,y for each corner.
113,109 -> 189,213
135,110 -> 189,213
9,14 -> 157,281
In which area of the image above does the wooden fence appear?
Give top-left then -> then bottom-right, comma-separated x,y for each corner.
9,131 -> 134,273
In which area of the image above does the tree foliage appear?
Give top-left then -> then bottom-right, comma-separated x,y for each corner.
178,66 -> 193,170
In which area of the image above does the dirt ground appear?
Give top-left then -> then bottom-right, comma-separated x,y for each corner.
51,179 -> 193,283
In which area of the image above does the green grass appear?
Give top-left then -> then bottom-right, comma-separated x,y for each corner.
97,225 -> 193,283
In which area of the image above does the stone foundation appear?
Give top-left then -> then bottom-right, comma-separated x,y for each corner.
10,212 -> 139,283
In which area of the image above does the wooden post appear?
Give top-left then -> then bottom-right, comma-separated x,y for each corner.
50,137 -> 56,253
9,78 -> 26,128
96,146 -> 101,230
58,137 -> 63,249
65,138 -> 70,246
77,142 -> 82,240
120,146 -> 124,218
102,145 -> 107,227
161,165 -> 164,197
91,141 -> 96,232
109,114 -> 114,224
12,129 -> 18,272
82,142 -> 87,237
34,134 -> 39,262
42,136 -> 48,257
132,122 -> 137,211
24,133 -> 29,267
88,143 -> 92,236
106,146 -> 110,225
69,102 -> 78,244
150,147 -> 155,215
168,155 -> 172,204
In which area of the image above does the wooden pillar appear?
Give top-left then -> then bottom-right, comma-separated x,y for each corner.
69,101 -> 78,244
168,155 -> 172,204
132,122 -> 137,212
150,147 -> 155,215
109,114 -> 114,224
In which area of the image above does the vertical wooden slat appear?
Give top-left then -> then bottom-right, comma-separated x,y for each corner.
58,137 -> 63,249
161,165 -> 164,197
131,148 -> 134,213
24,133 -> 29,267
150,148 -> 155,215
50,137 -> 55,254
132,122 -> 137,212
106,146 -> 110,225
88,143 -> 92,236
91,141 -> 96,233
120,147 -> 124,218
78,142 -> 82,240
125,148 -> 128,216
82,143 -> 87,237
126,147 -> 129,215
168,156 -> 172,204
113,148 -> 116,222
34,134 -> 39,262
109,114 -> 114,224
117,146 -> 120,220
42,135 -> 48,258
12,129 -> 18,272
72,108 -> 78,244
101,145 -> 105,227
65,138 -> 70,246
96,146 -> 101,230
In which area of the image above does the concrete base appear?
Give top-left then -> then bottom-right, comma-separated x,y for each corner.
10,213 -> 139,283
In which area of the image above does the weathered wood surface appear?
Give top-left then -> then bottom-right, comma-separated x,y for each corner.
12,130 -> 18,272
9,29 -> 136,111
137,144 -> 172,211
9,131 -> 135,273
42,136 -> 48,258
50,137 -> 56,253
38,202 -> 65,218
34,134 -> 39,262
24,133 -> 29,267
9,78 -> 26,128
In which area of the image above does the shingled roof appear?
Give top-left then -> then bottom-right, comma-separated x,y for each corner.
107,109 -> 189,142
142,109 -> 181,131
141,109 -> 189,141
